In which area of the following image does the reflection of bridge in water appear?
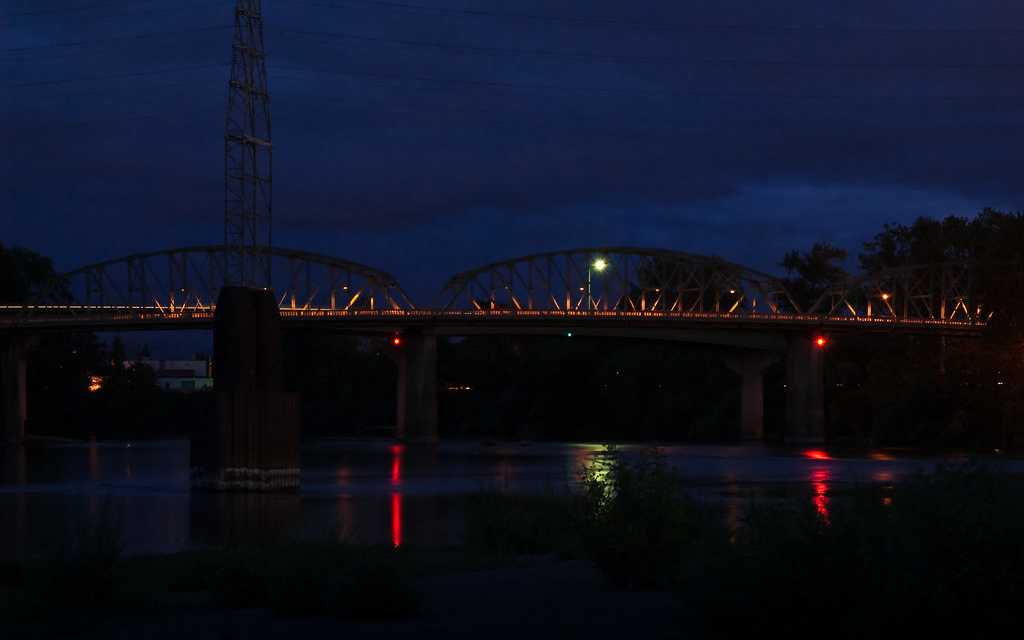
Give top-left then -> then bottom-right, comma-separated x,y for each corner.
0,245 -> 986,448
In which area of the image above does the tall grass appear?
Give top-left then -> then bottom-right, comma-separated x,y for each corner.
578,446 -> 713,588
693,463 -> 1024,638
465,446 -> 721,587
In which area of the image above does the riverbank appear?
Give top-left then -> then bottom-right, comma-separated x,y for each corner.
0,546 -> 686,639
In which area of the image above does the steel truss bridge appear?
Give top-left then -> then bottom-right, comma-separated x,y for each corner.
0,246 -> 987,336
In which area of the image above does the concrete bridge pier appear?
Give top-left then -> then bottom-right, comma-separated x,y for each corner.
785,334 -> 826,444
1,336 -> 31,446
190,287 -> 300,491
396,329 -> 438,443
723,351 -> 776,441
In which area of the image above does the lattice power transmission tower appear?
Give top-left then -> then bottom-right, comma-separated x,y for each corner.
224,0 -> 272,288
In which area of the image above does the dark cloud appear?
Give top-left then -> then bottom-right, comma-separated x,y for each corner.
3,0 -> 1022,300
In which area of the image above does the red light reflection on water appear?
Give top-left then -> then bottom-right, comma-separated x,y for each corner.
391,492 -> 402,548
811,468 -> 830,524
390,445 -> 403,547
803,449 -> 831,461
390,445 -> 402,486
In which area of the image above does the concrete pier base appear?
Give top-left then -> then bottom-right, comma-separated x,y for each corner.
723,351 -> 776,441
785,334 -> 826,444
1,336 -> 30,446
191,287 -> 300,491
396,329 -> 438,443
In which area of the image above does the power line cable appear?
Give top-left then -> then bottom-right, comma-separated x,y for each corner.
0,25 -> 231,54
4,105 -> 222,141
268,64 -> 1024,103
5,0 -> 175,17
0,0 -> 230,26
9,96 -> 1016,150
3,63 -> 227,89
301,0 -> 1024,35
2,80 -> 225,116
270,91 -> 1024,136
283,27 -> 1024,70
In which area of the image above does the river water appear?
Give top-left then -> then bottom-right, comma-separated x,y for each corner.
0,439 -> 1020,560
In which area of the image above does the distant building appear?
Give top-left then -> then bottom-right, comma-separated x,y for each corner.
127,359 -> 213,393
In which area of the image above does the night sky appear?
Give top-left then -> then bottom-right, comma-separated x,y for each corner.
4,0 -> 1023,305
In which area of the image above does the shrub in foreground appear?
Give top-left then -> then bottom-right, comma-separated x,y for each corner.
578,447 -> 714,588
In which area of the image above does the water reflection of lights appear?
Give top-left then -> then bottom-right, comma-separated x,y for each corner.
576,448 -> 614,487
811,468 -> 830,523
390,445 -> 403,547
391,492 -> 402,548
390,445 -> 403,486
803,449 -> 832,461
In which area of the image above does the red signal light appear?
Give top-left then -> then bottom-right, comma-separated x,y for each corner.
392,334 -> 402,347
815,336 -> 827,348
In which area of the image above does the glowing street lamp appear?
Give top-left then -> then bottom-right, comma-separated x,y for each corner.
588,257 -> 608,311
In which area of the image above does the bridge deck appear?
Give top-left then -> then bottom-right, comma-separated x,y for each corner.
0,305 -> 986,336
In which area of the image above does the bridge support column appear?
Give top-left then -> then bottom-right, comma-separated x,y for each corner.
723,351 -> 776,441
785,335 -> 825,444
191,287 -> 301,491
396,329 -> 438,443
1,336 -> 31,446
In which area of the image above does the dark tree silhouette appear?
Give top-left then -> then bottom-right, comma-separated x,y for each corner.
780,242 -> 848,310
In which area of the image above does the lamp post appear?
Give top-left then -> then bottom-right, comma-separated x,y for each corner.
588,257 -> 608,311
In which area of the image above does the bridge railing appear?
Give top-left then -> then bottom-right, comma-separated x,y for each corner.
0,305 -> 985,330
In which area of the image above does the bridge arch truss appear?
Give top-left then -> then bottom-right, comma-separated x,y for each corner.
30,245 -> 413,314
440,247 -> 802,316
439,247 -> 987,331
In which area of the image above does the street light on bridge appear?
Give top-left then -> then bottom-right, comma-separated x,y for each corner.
588,257 -> 608,311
